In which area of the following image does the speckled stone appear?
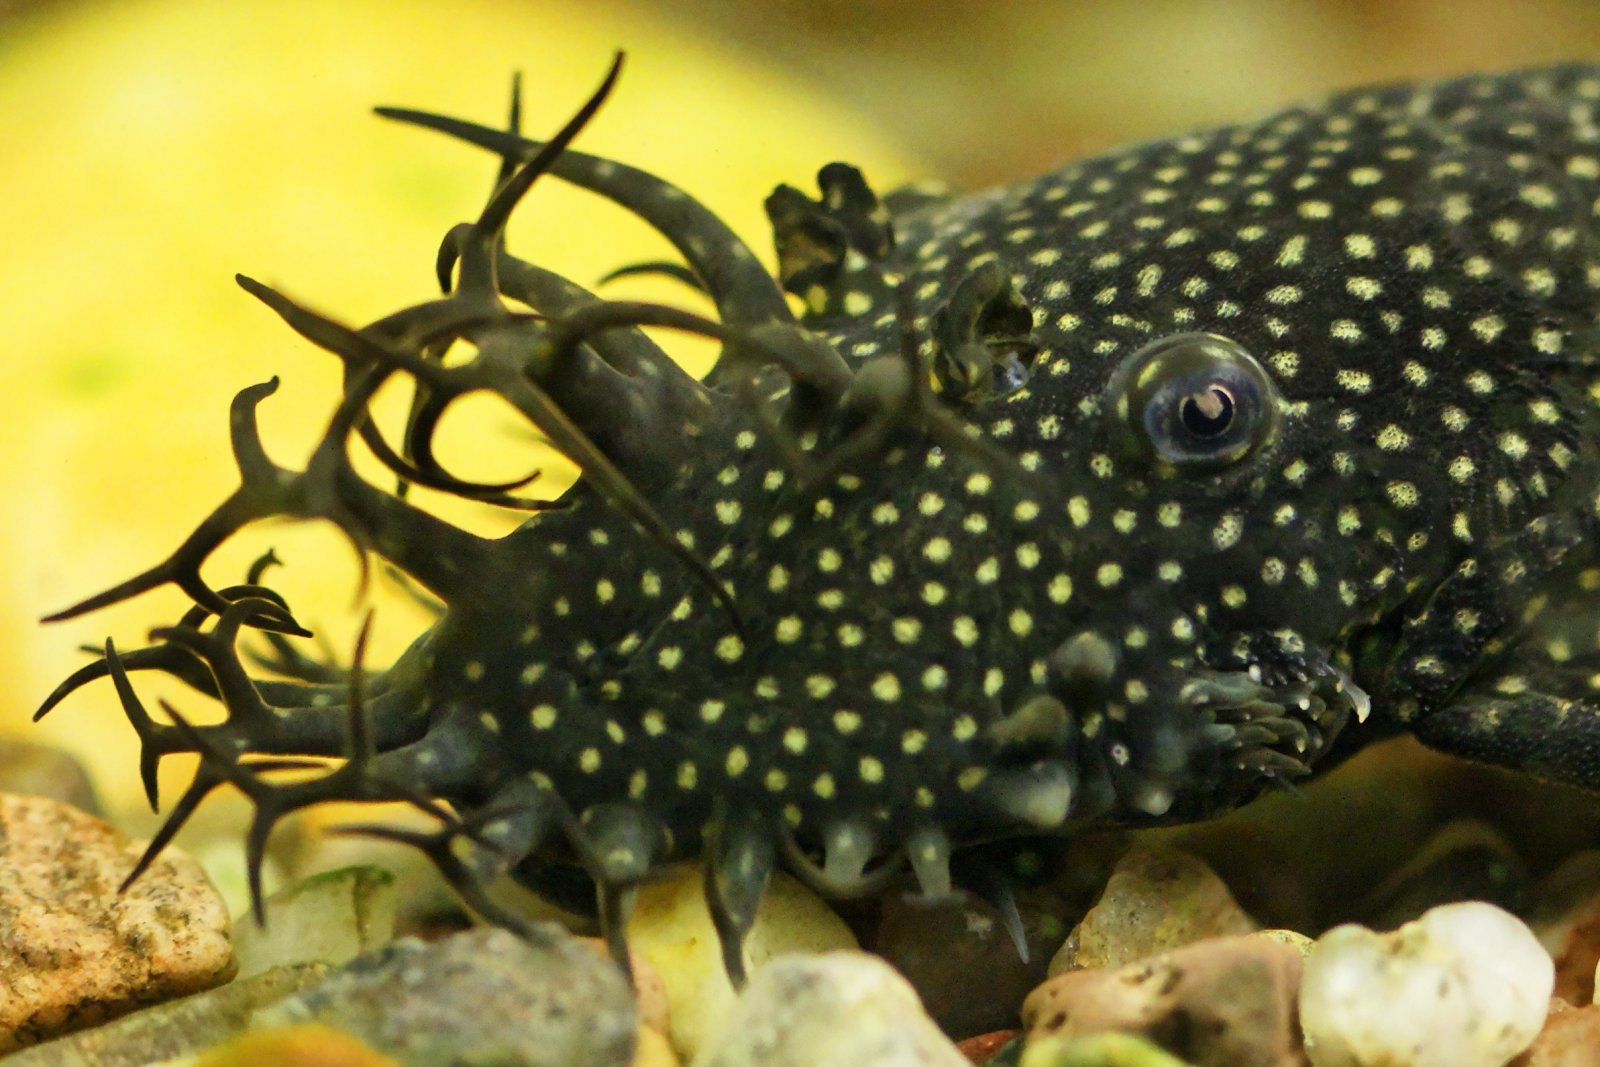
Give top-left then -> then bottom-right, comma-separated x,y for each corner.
1024,932 -> 1307,1067
0,792 -> 235,1052
1255,929 -> 1314,957
1047,844 -> 1258,976
252,926 -> 636,1067
2,964 -> 328,1067
689,951 -> 968,1067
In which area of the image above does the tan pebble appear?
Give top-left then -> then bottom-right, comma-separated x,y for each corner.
1025,933 -> 1306,1067
0,793 -> 234,1052
1048,843 -> 1257,975
1254,928 -> 1314,957
1510,1001 -> 1600,1066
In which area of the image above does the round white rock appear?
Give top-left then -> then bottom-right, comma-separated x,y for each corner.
1300,900 -> 1553,1067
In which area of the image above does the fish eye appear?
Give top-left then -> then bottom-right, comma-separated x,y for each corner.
1107,332 -> 1280,469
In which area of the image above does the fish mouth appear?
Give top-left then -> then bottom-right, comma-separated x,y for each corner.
1183,659 -> 1368,788
970,633 -> 1374,834
1075,657 -> 1372,825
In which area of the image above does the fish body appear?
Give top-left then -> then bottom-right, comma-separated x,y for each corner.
39,61 -> 1600,978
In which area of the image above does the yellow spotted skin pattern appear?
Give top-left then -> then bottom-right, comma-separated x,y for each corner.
36,61 -> 1600,980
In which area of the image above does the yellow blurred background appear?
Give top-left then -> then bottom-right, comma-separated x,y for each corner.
1,0 -> 1597,818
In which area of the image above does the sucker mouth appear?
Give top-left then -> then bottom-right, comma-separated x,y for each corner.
1182,658 -> 1371,785
964,636 -> 1374,835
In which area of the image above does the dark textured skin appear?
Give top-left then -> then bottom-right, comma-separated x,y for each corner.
36,61 -> 1600,979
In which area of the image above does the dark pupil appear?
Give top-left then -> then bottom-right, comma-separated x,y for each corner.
1179,386 -> 1235,437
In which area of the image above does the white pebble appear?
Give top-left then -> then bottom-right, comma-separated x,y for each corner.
1300,901 -> 1553,1067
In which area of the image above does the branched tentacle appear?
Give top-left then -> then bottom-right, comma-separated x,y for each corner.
142,614 -> 438,917
38,644 -> 216,723
93,588 -> 433,830
119,755 -> 324,893
43,384 -> 311,627
239,275 -> 728,615
163,573 -> 295,640
492,251 -> 708,412
42,641 -> 388,729
40,552 -> 354,722
150,597 -> 304,729
241,276 -> 553,510
247,638 -> 351,687
598,259 -> 706,294
104,638 -> 202,810
389,383 -> 554,510
330,731 -> 593,930
449,55 -> 625,308
333,804 -> 557,941
223,298 -> 509,603
41,367 -> 481,623
539,300 -> 852,405
260,288 -> 704,604
241,550 -> 356,686
374,95 -> 795,340
442,218 -> 702,388
100,628 -> 369,813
